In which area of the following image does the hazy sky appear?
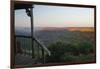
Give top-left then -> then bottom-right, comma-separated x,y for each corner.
15,4 -> 94,28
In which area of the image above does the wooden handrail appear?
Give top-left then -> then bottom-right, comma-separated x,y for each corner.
15,35 -> 51,56
34,37 -> 51,56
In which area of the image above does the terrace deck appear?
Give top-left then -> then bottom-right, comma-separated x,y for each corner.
15,54 -> 37,66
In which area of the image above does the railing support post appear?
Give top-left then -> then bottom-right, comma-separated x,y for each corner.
30,7 -> 35,58
25,6 -> 34,58
42,48 -> 45,63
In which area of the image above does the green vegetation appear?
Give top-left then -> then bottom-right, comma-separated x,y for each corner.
46,40 -> 95,63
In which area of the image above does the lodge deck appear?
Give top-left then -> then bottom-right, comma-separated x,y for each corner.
15,54 -> 37,66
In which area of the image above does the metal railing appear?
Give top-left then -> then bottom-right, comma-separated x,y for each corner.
15,35 -> 51,64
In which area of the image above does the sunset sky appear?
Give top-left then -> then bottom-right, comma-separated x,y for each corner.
15,4 -> 94,28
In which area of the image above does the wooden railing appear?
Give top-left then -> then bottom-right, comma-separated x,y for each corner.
15,35 -> 51,64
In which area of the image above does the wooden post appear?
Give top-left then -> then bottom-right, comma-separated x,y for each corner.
42,48 -> 45,63
30,7 -> 34,58
25,5 -> 34,58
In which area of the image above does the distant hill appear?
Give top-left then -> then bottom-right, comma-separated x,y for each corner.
15,27 -> 31,36
15,27 -> 94,36
15,26 -> 95,46
40,27 -> 94,32
66,27 -> 94,32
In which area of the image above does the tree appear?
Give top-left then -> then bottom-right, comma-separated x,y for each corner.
78,41 -> 93,54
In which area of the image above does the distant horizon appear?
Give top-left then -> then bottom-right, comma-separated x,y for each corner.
15,26 -> 94,35
15,26 -> 94,29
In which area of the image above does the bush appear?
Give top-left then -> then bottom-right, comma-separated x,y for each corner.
61,53 -> 76,62
77,54 -> 95,62
46,41 -> 72,62
61,54 -> 95,63
46,40 -> 94,63
78,41 -> 94,54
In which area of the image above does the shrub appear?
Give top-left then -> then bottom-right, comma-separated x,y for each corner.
61,54 -> 95,63
77,54 -> 95,62
78,41 -> 93,54
61,53 -> 76,62
46,41 -> 79,62
46,40 -> 94,63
